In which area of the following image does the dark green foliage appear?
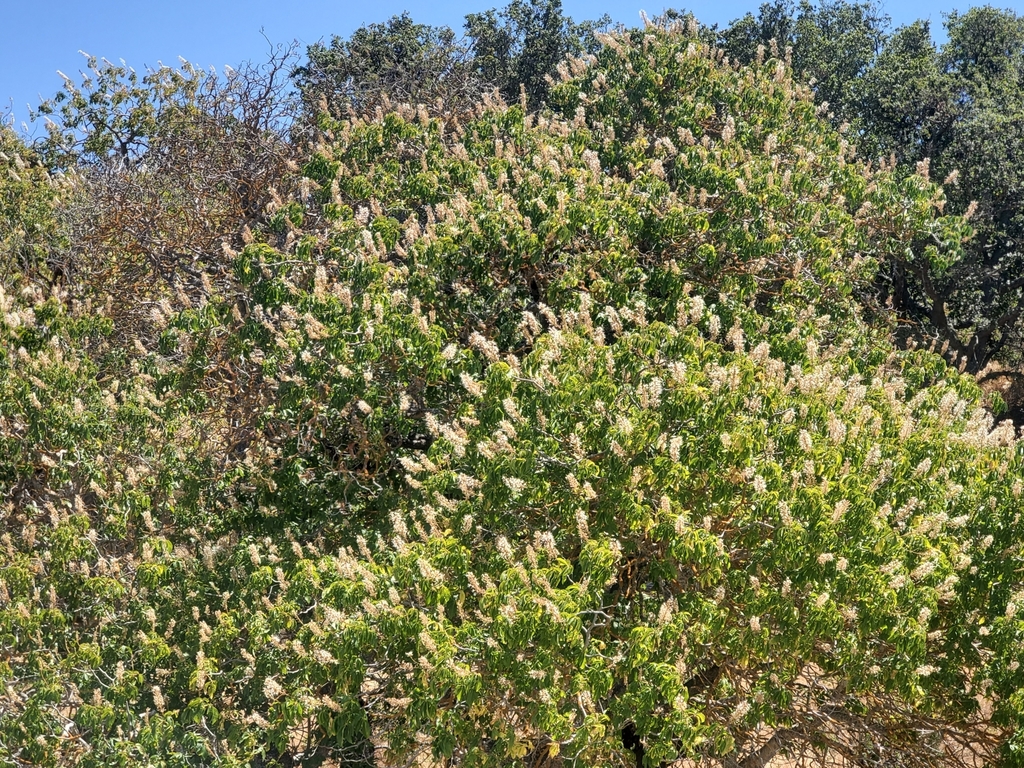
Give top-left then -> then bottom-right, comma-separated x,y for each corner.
293,0 -> 611,120
293,13 -> 479,120
465,0 -> 611,108
855,20 -> 948,161
867,6 -> 1024,372
943,5 -> 1024,96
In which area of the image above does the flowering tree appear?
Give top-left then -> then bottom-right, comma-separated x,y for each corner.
1,18 -> 1023,768
721,2 -> 1024,375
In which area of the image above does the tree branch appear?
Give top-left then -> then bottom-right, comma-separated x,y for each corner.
734,730 -> 798,768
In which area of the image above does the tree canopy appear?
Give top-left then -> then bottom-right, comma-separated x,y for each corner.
2,9 -> 1024,768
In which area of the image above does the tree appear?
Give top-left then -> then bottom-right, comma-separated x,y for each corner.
718,0 -> 797,63
465,0 -> 611,108
4,19 -> 1024,768
721,2 -> 1024,378
860,6 -> 1024,375
28,49 -> 299,351
293,14 -> 480,120
293,1 -> 611,122
853,19 -> 949,162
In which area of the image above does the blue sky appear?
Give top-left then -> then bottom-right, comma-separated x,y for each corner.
2,0 -> 1021,134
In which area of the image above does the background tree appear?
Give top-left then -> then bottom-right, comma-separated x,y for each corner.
293,0 -> 611,121
28,49 -> 299,351
855,6 -> 1024,375
924,9 -> 1024,366
292,13 -> 480,120
853,19 -> 948,162
716,0 -> 796,61
719,0 -> 888,124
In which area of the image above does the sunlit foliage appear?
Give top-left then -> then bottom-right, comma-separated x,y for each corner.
1,18 -> 1022,768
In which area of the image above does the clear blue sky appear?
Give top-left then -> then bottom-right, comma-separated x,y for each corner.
2,0 -> 1021,134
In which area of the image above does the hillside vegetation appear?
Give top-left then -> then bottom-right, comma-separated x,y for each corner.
2,12 -> 1024,768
